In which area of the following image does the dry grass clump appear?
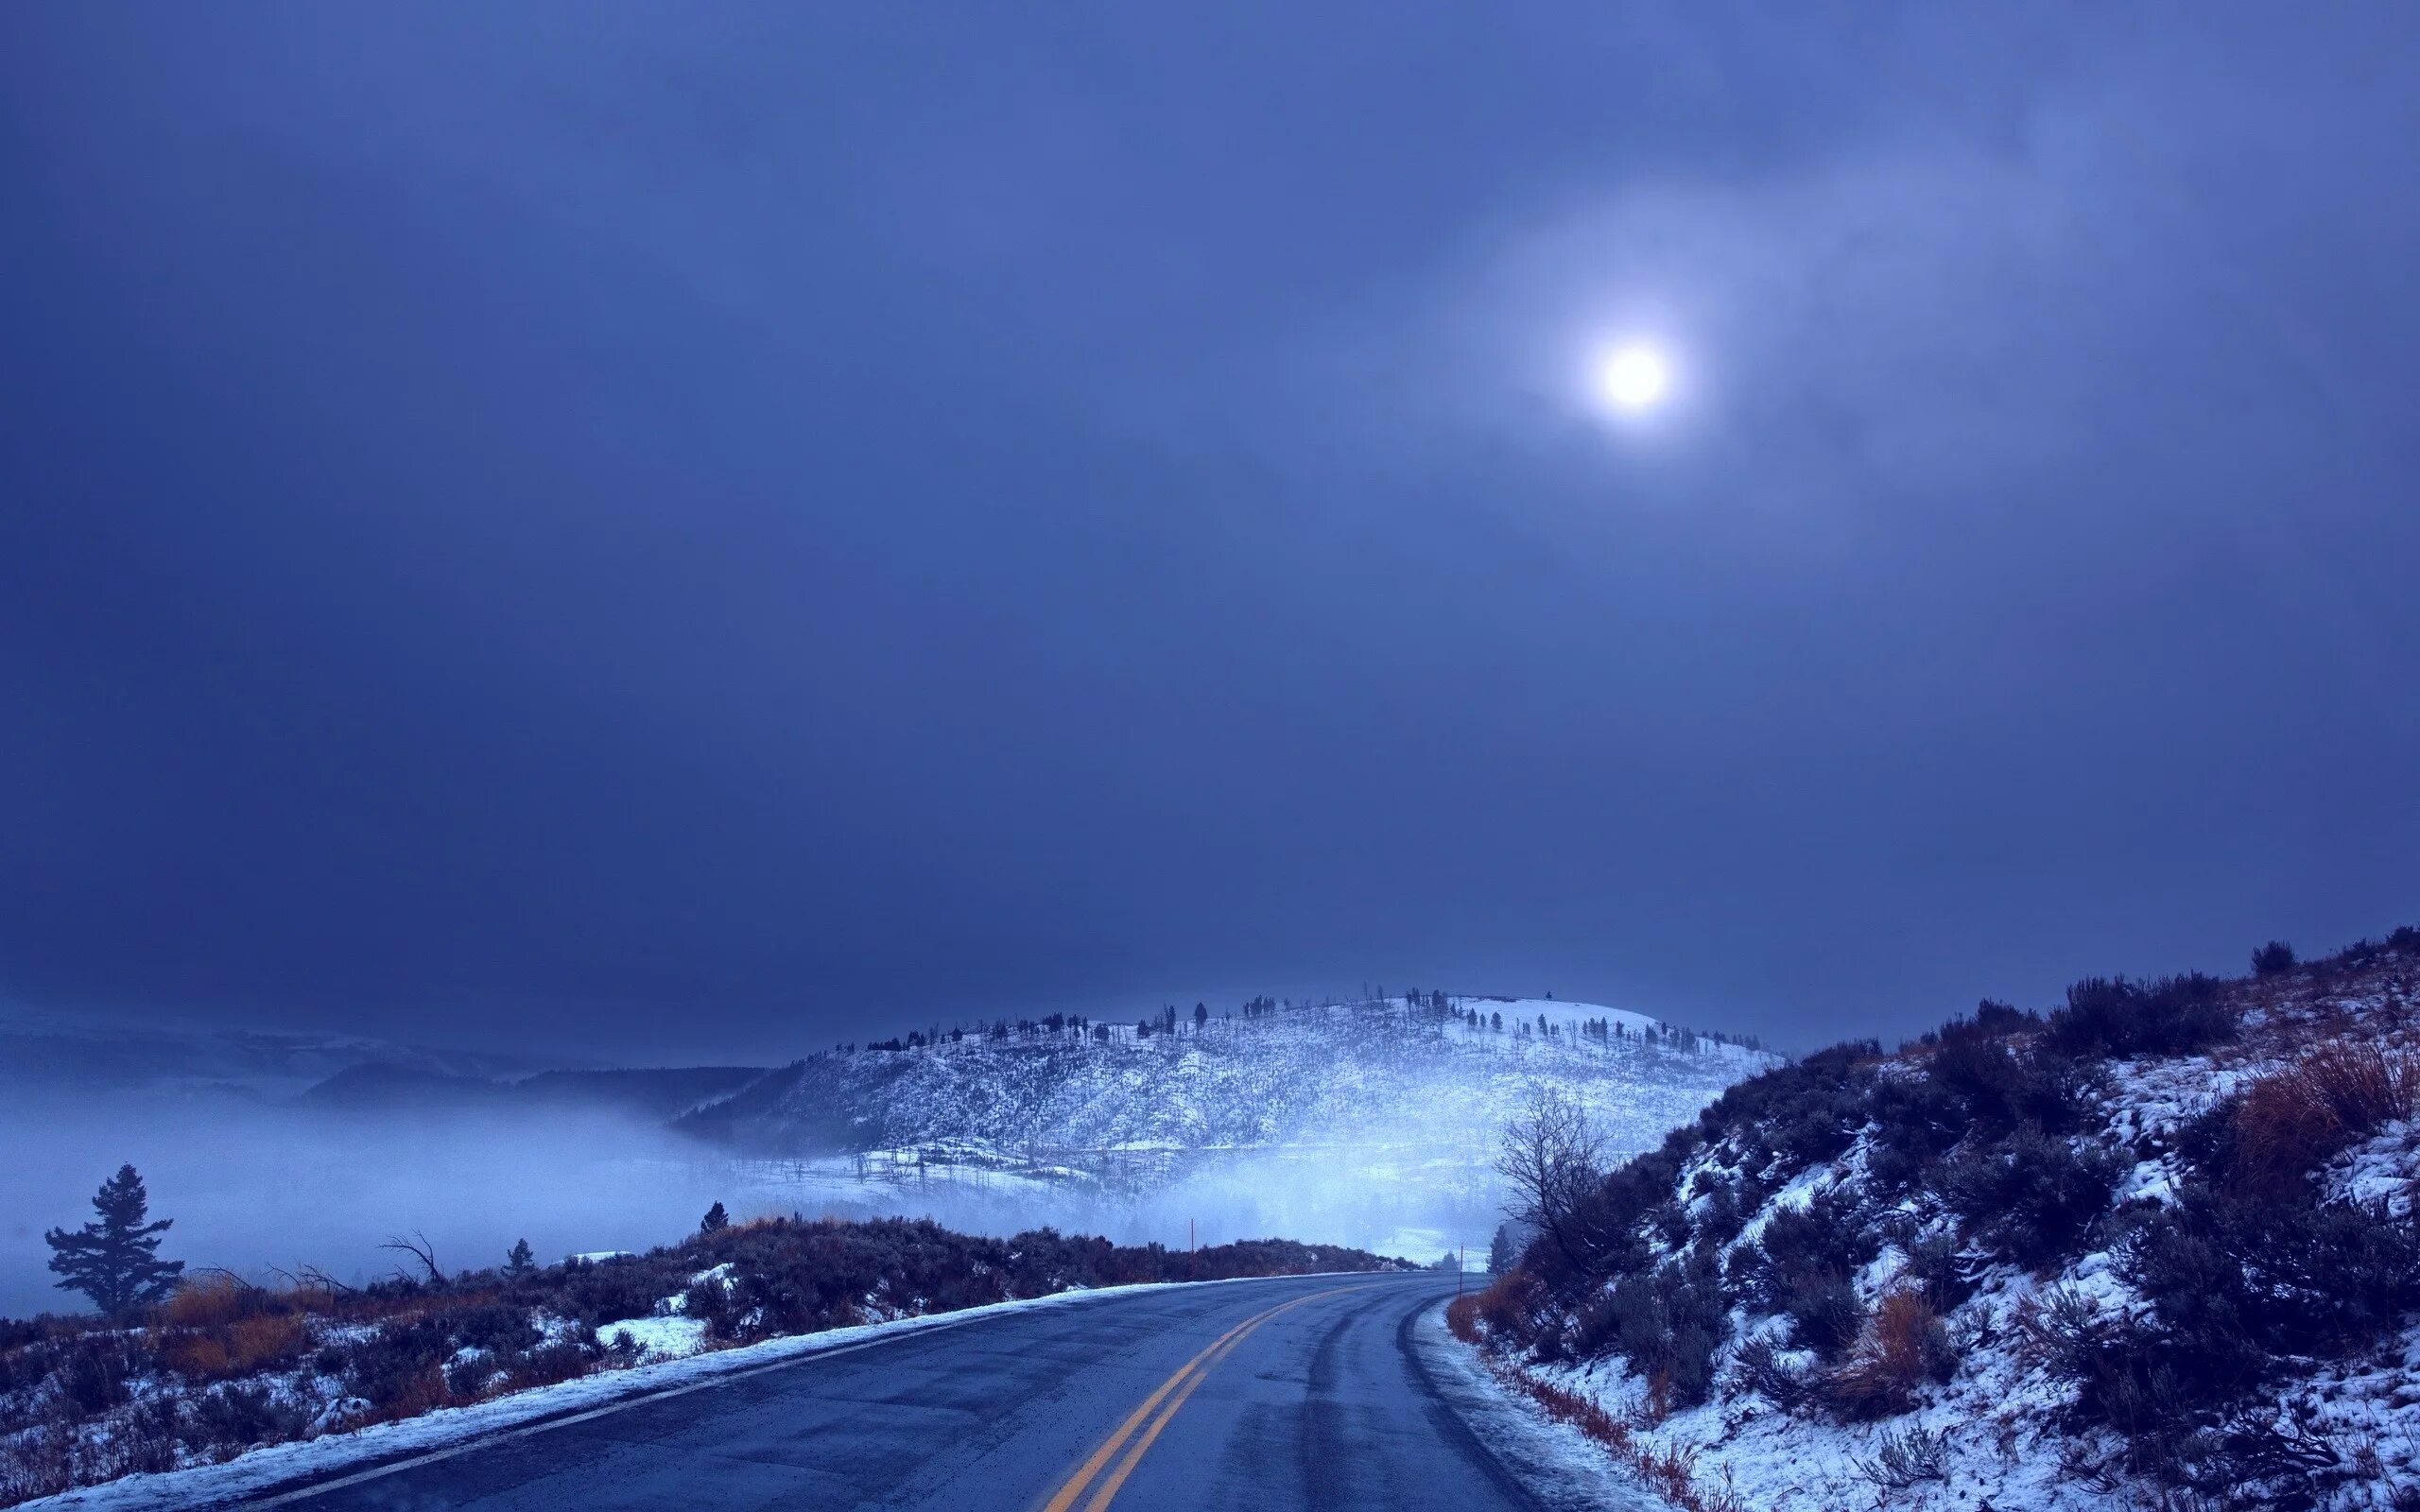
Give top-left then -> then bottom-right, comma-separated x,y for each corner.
1443,1291 -> 1484,1344
1464,1272 -> 1545,1342
158,1274 -> 265,1330
2233,1039 -> 2416,1194
1824,1288 -> 1957,1420
2291,1038 -> 2418,1130
158,1314 -> 309,1382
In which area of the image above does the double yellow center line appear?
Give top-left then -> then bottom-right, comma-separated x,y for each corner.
1037,1284 -> 1365,1512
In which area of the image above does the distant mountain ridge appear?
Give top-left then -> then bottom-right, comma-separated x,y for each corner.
0,1005 -> 769,1121
0,1007 -> 545,1101
295,1062 -> 769,1120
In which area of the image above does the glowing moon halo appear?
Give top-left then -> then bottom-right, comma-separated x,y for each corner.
1593,341 -> 1672,415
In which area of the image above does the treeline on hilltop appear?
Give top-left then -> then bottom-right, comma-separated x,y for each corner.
811,986 -> 1761,1058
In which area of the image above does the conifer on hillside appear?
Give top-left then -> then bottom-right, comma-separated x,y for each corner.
45,1164 -> 182,1317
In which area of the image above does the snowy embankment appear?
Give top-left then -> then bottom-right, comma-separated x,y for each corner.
1452,933 -> 2420,1511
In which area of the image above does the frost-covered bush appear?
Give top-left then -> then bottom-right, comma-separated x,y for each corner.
190,1383 -> 309,1449
1693,1183 -> 1746,1249
2012,1187 -> 2420,1500
1692,1042 -> 1878,1158
1850,1423 -> 1949,1491
1758,1191 -> 1879,1293
1927,1032 -> 2088,1134
2126,1187 -> 2420,1372
553,1256 -> 673,1328
1940,1127 -> 2123,1270
1781,1271 -> 1864,1362
1728,1189 -> 1879,1360
1897,1230 -> 1978,1310
1582,1246 -> 1730,1410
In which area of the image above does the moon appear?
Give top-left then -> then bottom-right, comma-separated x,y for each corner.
1593,342 -> 1672,414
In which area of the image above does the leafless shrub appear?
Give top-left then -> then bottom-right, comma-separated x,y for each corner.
1728,1335 -> 1813,1412
1851,1423 -> 1948,1492
2014,1282 -> 2107,1382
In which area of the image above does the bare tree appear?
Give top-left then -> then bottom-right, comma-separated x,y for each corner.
379,1231 -> 443,1286
1495,1085 -> 1604,1268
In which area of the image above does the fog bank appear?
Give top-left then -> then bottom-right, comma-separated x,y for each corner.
3,1094 -> 1506,1316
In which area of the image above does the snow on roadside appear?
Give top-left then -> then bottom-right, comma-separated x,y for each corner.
1407,1302 -> 1667,1512
597,1315 -> 709,1361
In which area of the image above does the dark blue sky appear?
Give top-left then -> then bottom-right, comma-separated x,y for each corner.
5,4 -> 2417,1061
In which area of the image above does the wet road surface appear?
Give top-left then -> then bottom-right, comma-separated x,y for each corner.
247,1274 -> 1547,1511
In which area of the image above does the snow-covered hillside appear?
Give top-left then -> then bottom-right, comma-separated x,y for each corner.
1454,933 -> 2420,1511
687,995 -> 1767,1169
674,995 -> 1772,1269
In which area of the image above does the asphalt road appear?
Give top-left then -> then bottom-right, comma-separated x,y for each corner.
254,1274 -> 1551,1511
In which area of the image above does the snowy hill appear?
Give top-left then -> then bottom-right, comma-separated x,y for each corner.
673,995 -> 1772,1266
685,995 -> 1768,1168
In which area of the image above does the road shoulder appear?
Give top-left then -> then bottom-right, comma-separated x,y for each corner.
1404,1297 -> 1670,1512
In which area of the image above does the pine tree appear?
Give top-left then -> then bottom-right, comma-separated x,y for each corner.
1487,1222 -> 1519,1275
700,1201 -> 730,1234
46,1164 -> 182,1317
504,1238 -> 537,1279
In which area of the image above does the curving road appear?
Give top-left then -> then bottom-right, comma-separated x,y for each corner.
243,1274 -> 1560,1511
